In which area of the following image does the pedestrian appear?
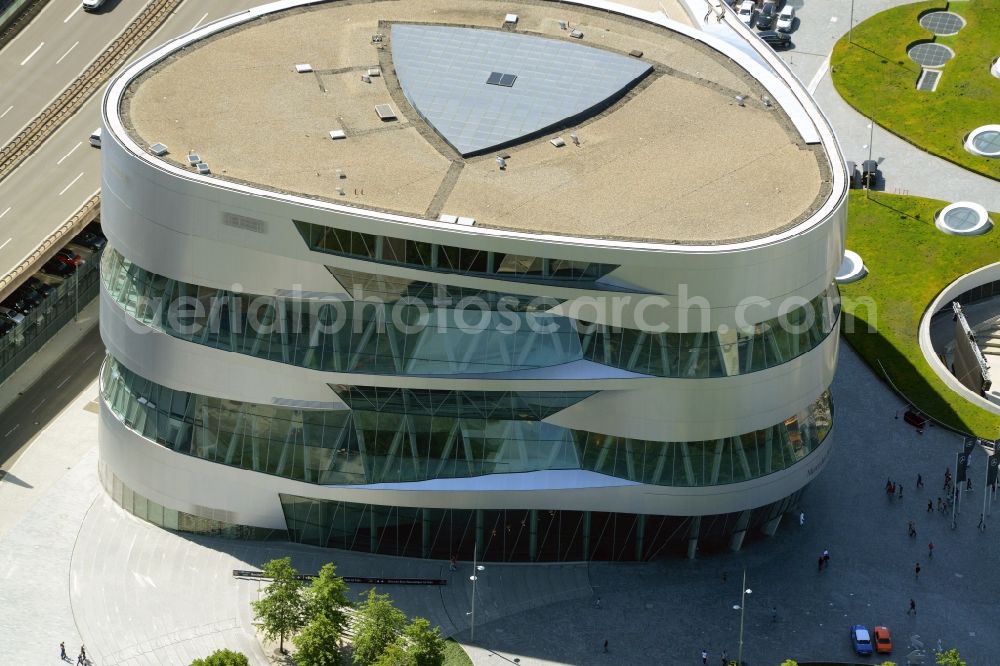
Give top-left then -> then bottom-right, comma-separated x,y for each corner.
77,645 -> 86,666
944,468 -> 952,490
978,514 -> 986,531
907,520 -> 915,537
898,483 -> 903,499
771,606 -> 777,622
917,473 -> 923,488
60,642 -> 67,660
818,555 -> 824,571
603,639 -> 608,653
823,549 -> 830,566
799,511 -> 805,526
702,649 -> 708,664
928,541 -> 934,558
915,562 -> 921,579
937,497 -> 944,512
449,554 -> 457,571
927,499 -> 933,513
908,598 -> 916,615
967,478 -> 973,491
721,650 -> 729,666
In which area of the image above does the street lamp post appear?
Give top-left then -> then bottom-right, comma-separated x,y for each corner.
732,569 -> 752,666
849,0 -> 855,44
468,543 -> 486,642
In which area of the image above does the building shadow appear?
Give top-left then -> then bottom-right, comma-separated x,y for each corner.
0,469 -> 33,488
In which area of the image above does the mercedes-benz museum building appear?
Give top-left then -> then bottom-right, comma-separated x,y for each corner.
97,0 -> 846,561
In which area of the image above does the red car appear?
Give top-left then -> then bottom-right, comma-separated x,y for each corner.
873,626 -> 892,654
55,248 -> 84,267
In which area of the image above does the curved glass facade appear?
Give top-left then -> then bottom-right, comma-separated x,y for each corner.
102,249 -> 840,378
101,355 -> 833,487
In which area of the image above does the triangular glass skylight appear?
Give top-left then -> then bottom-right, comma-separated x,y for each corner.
390,25 -> 652,156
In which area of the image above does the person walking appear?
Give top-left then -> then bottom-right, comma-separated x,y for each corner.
721,652 -> 729,666
77,645 -> 86,666
701,648 -> 708,664
449,555 -> 457,571
60,642 -> 67,661
978,514 -> 986,531
927,499 -> 933,513
771,606 -> 778,622
908,598 -> 916,615
898,484 -> 904,499
799,511 -> 805,526
823,549 -> 830,567
928,541 -> 934,558
915,562 -> 921,579
907,520 -> 916,538
603,639 -> 609,653
917,473 -> 923,488
817,555 -> 824,572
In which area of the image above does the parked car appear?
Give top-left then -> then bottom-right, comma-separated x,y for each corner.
12,286 -> 42,308
851,625 -> 874,656
873,626 -> 893,654
41,258 -> 76,277
72,229 -> 107,252
2,295 -> 33,316
777,5 -> 795,32
757,30 -> 792,49
56,248 -> 85,266
0,318 -> 14,336
27,276 -> 55,297
862,159 -> 880,188
757,3 -> 777,30
82,0 -> 106,13
0,306 -> 25,326
84,221 -> 106,240
737,0 -> 755,26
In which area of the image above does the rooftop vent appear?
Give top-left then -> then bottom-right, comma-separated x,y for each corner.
734,95 -> 746,107
367,68 -> 382,77
187,153 -> 200,165
496,156 -> 507,170
570,30 -> 584,39
295,63 -> 313,73
550,137 -> 566,148
362,74 -> 372,83
558,20 -> 568,30
629,49 -> 643,58
438,214 -> 458,223
335,187 -> 346,196
196,162 -> 210,175
375,104 -> 397,121
372,33 -> 384,43
504,13 -> 518,25
329,129 -> 347,140
149,143 -> 168,156
336,168 -> 346,179
570,133 -> 579,145
457,217 -> 476,226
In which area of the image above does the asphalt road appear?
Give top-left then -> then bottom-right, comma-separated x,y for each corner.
0,323 -> 102,471
0,0 -> 259,279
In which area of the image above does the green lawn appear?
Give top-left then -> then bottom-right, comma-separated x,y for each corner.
840,191 -> 1000,438
830,0 -> 1000,180
443,639 -> 473,666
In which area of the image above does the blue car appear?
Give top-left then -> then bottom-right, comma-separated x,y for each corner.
851,624 -> 874,656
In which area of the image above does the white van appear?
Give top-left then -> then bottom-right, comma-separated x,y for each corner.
89,127 -> 102,148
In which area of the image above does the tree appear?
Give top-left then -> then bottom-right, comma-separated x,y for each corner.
306,562 -> 352,635
402,618 -> 445,666
936,649 -> 966,666
295,614 -> 343,666
352,589 -> 407,665
190,649 -> 250,666
251,557 -> 305,654
371,642 -> 416,666
779,661 -> 798,666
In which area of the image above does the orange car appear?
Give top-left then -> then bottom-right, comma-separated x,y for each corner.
873,626 -> 893,654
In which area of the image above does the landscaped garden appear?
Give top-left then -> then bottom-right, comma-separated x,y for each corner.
839,190 -> 1000,438
830,0 -> 1000,180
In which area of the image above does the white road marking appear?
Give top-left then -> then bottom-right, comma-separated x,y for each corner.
0,239 -> 11,251
4,424 -> 19,437
57,142 -> 82,165
0,207 -> 10,220
64,4 -> 82,23
191,12 -> 209,30
0,105 -> 12,119
56,376 -> 71,389
30,398 -> 46,414
58,172 -> 84,196
20,42 -> 44,66
84,350 -> 96,362
807,56 -> 830,94
56,41 -> 79,65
